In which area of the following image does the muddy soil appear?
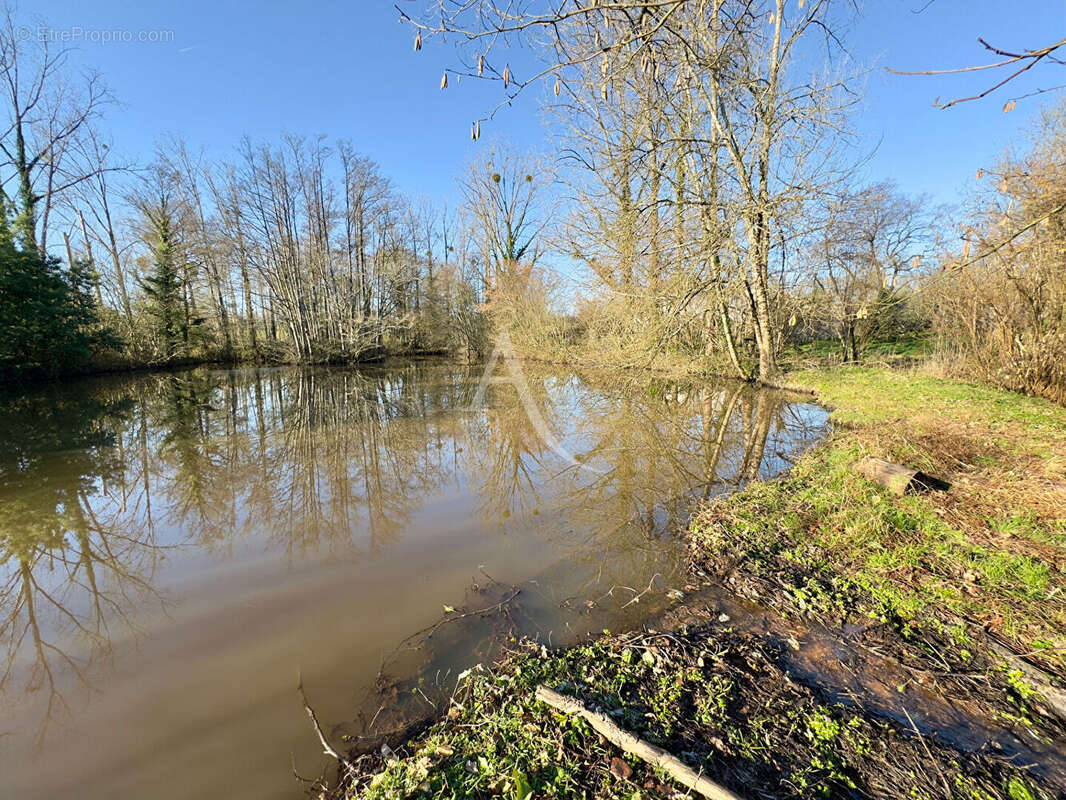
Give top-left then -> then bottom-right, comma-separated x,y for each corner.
330,570 -> 1066,800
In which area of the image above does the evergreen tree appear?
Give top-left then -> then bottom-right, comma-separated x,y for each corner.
0,199 -> 112,375
138,196 -> 202,361
139,209 -> 186,360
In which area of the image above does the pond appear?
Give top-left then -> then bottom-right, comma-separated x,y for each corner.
0,360 -> 828,800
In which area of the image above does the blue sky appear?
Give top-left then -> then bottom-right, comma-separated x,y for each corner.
20,0 -> 1066,209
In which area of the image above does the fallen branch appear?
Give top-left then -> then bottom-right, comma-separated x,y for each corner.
981,635 -> 1066,723
534,685 -> 746,800
298,673 -> 355,773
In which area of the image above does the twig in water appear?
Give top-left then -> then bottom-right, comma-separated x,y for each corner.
901,704 -> 951,797
366,702 -> 386,734
290,752 -> 325,787
298,672 -> 354,773
621,573 -> 665,608
393,588 -> 522,652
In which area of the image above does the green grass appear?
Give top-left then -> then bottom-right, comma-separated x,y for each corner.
785,334 -> 935,366
696,366 -> 1066,656
796,366 -> 1065,432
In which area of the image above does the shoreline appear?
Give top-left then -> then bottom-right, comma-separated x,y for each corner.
336,366 -> 1066,800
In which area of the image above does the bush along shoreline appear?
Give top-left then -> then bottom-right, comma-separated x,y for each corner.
332,367 -> 1066,800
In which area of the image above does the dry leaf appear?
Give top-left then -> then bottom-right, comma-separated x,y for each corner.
413,31 -> 422,51
477,55 -> 484,77
440,72 -> 448,90
553,77 -> 561,97
976,168 -> 983,180
609,757 -> 633,781
1003,99 -> 1016,113
503,65 -> 510,88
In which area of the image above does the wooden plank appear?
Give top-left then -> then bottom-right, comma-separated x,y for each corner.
855,457 -> 950,495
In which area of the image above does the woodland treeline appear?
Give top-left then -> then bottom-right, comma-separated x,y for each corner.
1,3 -> 1064,402
406,0 -> 1066,401
0,7 -> 499,375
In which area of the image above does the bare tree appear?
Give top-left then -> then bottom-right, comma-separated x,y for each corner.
161,138 -> 238,357
806,182 -> 938,362
66,128 -> 136,327
459,145 -> 560,351
0,5 -> 110,252
460,144 -> 550,294
206,163 -> 260,354
420,1 -> 857,379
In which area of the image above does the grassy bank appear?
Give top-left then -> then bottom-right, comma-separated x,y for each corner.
339,367 -> 1066,800
784,334 -> 937,367
699,367 -> 1066,661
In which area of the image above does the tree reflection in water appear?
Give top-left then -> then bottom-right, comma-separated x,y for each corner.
0,362 -> 827,748
0,387 -> 163,744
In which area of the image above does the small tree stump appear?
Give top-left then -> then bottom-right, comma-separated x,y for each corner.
855,457 -> 950,495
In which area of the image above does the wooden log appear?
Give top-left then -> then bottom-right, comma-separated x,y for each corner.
854,457 -> 950,495
983,637 -> 1066,723
534,685 -> 745,800
941,612 -> 1066,722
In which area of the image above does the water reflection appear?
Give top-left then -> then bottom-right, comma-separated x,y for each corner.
0,388 -> 167,744
0,362 -> 826,798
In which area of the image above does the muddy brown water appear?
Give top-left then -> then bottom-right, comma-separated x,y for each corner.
0,360 -> 828,800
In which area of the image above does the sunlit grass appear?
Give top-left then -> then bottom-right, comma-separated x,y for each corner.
694,366 -> 1066,656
